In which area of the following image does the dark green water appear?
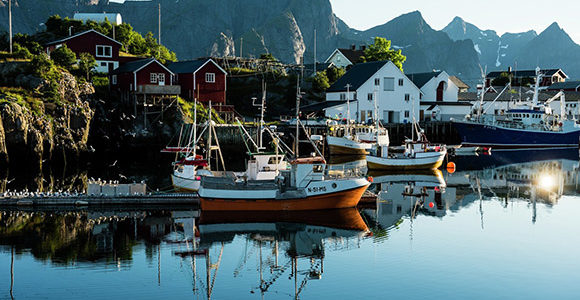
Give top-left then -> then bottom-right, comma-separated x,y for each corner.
1,149 -> 579,299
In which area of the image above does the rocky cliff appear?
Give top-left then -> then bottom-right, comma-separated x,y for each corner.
0,63 -> 94,169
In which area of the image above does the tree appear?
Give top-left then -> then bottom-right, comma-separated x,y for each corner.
362,37 -> 406,71
311,71 -> 330,91
78,53 -> 96,80
491,72 -> 511,86
260,53 -> 277,61
50,45 -> 77,68
326,66 -> 345,84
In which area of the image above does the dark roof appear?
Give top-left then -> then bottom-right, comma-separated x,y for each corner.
110,58 -> 156,74
406,71 -> 442,88
337,48 -> 365,64
299,100 -> 355,113
458,88 -> 552,102
486,69 -> 565,78
46,29 -> 122,46
420,101 -> 473,106
327,60 -> 389,92
449,76 -> 470,89
167,60 -> 207,74
546,81 -> 580,90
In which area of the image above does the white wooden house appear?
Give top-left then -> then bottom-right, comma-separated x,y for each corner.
324,60 -> 422,124
407,71 -> 472,121
324,46 -> 365,69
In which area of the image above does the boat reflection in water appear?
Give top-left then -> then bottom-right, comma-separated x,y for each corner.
447,148 -> 580,223
193,208 -> 369,299
363,169 -> 453,239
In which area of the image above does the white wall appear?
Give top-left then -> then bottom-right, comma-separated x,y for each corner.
420,72 -> 459,102
325,51 -> 352,69
325,61 -> 421,124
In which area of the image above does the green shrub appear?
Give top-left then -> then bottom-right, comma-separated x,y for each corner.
50,45 -> 77,69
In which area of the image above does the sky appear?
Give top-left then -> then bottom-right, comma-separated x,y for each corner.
329,0 -> 580,43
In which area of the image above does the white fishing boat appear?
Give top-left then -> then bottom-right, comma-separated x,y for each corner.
327,88 -> 387,155
197,156 -> 370,211
365,93 -> 447,171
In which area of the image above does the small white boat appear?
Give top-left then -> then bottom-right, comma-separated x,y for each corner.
366,139 -> 447,170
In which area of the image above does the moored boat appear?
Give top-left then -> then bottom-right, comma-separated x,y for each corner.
198,157 -> 370,211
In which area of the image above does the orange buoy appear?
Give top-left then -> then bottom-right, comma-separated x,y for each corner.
367,176 -> 374,183
446,162 -> 456,174
429,202 -> 434,208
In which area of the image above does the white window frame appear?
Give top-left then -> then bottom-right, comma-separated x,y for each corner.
384,77 -> 394,91
340,93 -> 346,100
158,73 -> 165,83
111,75 -> 117,85
367,93 -> 373,101
150,73 -> 158,84
205,73 -> 215,83
374,78 -> 380,86
404,94 -> 410,101
96,45 -> 112,58
398,78 -> 404,86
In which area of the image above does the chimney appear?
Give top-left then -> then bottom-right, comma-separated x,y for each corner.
507,66 -> 512,73
351,44 -> 356,50
360,45 -> 366,51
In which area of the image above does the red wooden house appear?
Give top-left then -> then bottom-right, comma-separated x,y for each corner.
45,29 -> 122,73
168,59 -> 227,104
109,58 -> 180,95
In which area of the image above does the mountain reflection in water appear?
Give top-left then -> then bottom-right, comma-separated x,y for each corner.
1,148 -> 579,299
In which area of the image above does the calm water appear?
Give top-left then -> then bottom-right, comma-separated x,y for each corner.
1,149 -> 580,299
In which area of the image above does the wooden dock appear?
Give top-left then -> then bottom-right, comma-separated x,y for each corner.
0,193 -> 200,207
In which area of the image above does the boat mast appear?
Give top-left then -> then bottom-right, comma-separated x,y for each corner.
532,67 -> 542,107
193,98 -> 197,157
207,101 -> 212,169
373,88 -> 379,135
295,77 -> 301,157
346,84 -> 351,137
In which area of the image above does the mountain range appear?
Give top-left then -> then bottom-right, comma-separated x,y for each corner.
2,0 -> 580,88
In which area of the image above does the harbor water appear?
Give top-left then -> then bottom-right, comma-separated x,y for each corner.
1,149 -> 580,299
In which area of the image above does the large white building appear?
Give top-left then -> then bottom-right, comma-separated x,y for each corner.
324,60 -> 422,124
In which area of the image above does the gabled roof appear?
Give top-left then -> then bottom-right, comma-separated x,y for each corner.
46,29 -> 122,46
167,58 -> 227,75
337,48 -> 365,64
110,58 -> 174,75
327,60 -> 390,92
546,81 -> 580,90
486,69 -> 567,79
406,71 -> 442,88
449,76 -> 469,89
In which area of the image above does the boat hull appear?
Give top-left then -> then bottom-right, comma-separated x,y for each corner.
327,136 -> 371,155
171,174 -> 200,192
200,185 -> 369,211
453,121 -> 580,149
366,151 -> 446,171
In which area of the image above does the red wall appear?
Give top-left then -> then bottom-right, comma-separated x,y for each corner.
136,62 -> 173,86
193,63 -> 226,104
49,31 -> 120,61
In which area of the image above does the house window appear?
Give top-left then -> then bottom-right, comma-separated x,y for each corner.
111,75 -> 117,85
398,78 -> 404,86
340,93 -> 346,100
360,110 -> 366,122
206,73 -> 215,83
405,94 -> 410,101
405,111 -> 410,118
420,93 -> 423,100
150,73 -> 158,83
384,77 -> 394,91
374,78 -> 380,86
100,62 -> 107,67
158,73 -> 165,83
96,45 -> 112,58
367,93 -> 373,101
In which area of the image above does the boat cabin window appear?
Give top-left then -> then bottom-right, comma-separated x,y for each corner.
268,156 -> 283,164
313,165 -> 323,173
